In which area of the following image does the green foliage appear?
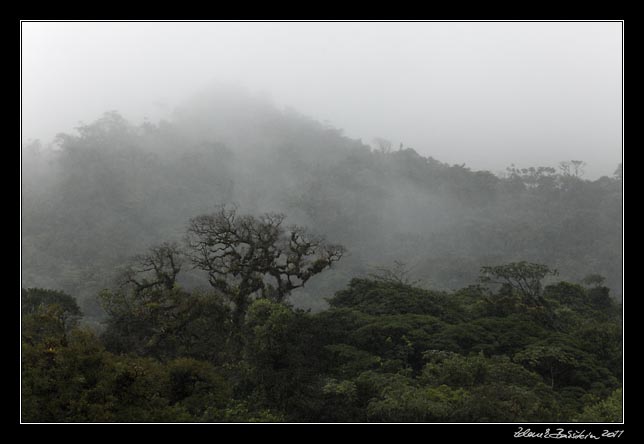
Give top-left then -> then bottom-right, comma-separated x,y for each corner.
587,286 -> 615,311
323,344 -> 382,378
573,322 -> 622,377
350,314 -> 445,371
205,400 -> 286,423
22,288 -> 83,352
240,299 -> 327,420
100,287 -> 232,363
513,344 -> 579,389
22,264 -> 621,422
166,358 -> 230,416
544,281 -> 587,308
365,382 -> 467,422
22,288 -> 82,317
464,383 -> 553,422
21,96 -> 621,422
310,274 -> 620,422
576,388 -> 623,422
22,328 -> 176,422
329,278 -> 451,319
22,325 -> 263,422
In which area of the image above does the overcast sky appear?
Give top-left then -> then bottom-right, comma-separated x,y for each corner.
21,21 -> 622,178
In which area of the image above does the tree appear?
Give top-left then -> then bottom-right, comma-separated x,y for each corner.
239,299 -> 327,419
22,288 -> 82,341
506,165 -> 558,189
101,240 -> 237,361
581,274 -> 606,288
559,160 -> 586,178
479,262 -> 557,307
514,344 -> 578,389
372,137 -> 392,154
119,242 -> 184,294
166,357 -> 230,416
185,205 -> 344,327
576,388 -> 622,422
22,287 -> 81,319
368,260 -> 419,286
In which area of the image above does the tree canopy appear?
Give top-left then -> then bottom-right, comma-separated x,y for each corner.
22,257 -> 622,422
185,205 -> 344,326
21,95 -> 622,423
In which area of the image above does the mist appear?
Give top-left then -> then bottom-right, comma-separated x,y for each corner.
20,21 -> 623,424
22,21 -> 622,178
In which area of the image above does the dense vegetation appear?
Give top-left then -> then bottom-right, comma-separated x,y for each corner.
21,91 -> 622,422
22,258 -> 622,422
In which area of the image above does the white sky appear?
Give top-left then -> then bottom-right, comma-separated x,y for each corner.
21,21 -> 622,178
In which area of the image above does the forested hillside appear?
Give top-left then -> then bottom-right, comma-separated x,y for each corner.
21,92 -> 622,422
21,91 -> 623,321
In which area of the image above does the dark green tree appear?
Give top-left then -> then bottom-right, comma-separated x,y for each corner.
576,388 -> 622,422
513,344 -> 578,389
101,241 -> 232,361
22,288 -> 82,344
22,287 -> 81,319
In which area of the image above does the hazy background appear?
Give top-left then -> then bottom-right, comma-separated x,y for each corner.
21,21 -> 622,178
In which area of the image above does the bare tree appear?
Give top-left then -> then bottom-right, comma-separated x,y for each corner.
185,205 -> 344,326
119,241 -> 184,294
368,260 -> 418,286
